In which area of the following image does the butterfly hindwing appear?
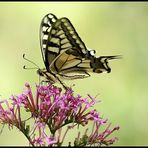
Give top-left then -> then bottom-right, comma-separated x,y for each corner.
49,48 -> 91,79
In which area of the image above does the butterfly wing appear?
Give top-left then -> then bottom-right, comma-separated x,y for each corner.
40,13 -> 119,80
40,13 -> 58,69
49,48 -> 91,79
40,13 -> 91,79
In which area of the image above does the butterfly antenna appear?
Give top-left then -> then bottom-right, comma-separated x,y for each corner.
23,54 -> 40,69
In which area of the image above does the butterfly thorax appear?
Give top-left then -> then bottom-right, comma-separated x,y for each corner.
37,68 -> 57,84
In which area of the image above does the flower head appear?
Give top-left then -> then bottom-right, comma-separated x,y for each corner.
0,83 -> 120,146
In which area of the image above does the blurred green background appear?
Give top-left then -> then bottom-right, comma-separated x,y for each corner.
0,2 -> 148,146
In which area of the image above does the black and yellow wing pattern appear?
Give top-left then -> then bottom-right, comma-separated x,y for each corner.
39,13 -> 119,88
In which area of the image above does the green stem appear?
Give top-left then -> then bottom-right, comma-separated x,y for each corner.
21,128 -> 35,147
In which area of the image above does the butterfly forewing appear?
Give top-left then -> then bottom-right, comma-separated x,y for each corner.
40,13 -> 58,68
40,14 -> 90,71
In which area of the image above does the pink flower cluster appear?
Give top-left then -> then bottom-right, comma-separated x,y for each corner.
0,83 -> 120,146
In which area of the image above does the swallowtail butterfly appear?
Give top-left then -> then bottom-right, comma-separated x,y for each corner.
38,13 -> 120,89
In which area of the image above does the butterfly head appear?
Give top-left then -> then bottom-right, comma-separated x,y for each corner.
37,68 -> 47,77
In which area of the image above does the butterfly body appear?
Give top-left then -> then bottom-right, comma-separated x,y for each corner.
39,13 -> 120,89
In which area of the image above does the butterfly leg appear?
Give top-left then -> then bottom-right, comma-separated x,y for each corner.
56,76 -> 69,90
40,70 -> 69,90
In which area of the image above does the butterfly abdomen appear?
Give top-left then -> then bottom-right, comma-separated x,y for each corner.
90,56 -> 120,73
